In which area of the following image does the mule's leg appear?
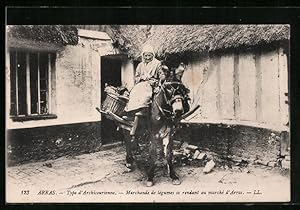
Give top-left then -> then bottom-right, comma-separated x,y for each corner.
146,160 -> 155,187
166,140 -> 181,185
123,130 -> 134,170
146,138 -> 157,187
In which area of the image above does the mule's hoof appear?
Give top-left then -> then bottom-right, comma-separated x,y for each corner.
146,181 -> 154,187
125,163 -> 133,172
125,168 -> 132,173
172,179 -> 181,185
125,163 -> 132,168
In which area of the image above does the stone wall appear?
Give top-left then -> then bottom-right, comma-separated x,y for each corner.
7,122 -> 101,166
175,123 -> 290,167
7,121 -> 291,168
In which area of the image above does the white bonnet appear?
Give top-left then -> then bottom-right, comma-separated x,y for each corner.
141,44 -> 155,55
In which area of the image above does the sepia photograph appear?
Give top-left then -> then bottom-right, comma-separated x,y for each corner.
5,24 -> 290,203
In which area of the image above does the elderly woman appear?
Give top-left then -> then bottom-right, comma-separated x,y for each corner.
125,44 -> 166,137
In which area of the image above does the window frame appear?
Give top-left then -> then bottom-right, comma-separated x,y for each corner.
9,48 -> 57,121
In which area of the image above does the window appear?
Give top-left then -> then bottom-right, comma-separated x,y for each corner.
10,50 -> 56,120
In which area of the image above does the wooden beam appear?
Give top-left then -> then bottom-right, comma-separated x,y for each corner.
233,53 -> 240,120
278,47 -> 289,127
37,53 -> 41,114
260,50 -> 280,124
219,54 -> 235,120
255,51 -> 262,122
48,53 -> 52,114
26,53 -> 31,115
15,52 -> 19,116
216,55 -> 221,118
239,52 -> 256,121
6,50 -> 11,117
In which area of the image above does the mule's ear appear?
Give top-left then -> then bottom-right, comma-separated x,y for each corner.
161,65 -> 169,72
175,62 -> 186,81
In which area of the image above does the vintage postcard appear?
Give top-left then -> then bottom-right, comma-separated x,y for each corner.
5,23 -> 290,203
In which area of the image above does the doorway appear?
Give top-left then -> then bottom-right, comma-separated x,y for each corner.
100,56 -> 123,144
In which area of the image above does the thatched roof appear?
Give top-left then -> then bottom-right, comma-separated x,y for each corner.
7,25 -> 78,46
7,25 -> 290,61
116,25 -> 290,60
106,25 -> 152,59
8,37 -> 63,52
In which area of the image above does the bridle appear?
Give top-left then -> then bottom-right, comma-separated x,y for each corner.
153,81 -> 186,122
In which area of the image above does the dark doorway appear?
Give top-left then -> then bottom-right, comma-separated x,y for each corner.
100,56 -> 123,144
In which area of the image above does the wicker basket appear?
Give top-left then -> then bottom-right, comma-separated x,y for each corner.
101,93 -> 128,116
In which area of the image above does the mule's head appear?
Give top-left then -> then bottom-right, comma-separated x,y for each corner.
158,64 -> 190,120
162,81 -> 190,119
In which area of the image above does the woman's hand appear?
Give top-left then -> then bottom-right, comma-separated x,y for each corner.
140,75 -> 147,81
135,76 -> 141,84
149,78 -> 158,87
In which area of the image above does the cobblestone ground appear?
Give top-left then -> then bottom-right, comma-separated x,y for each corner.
6,146 -> 290,203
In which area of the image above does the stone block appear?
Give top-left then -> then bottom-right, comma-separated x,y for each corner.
203,160 -> 215,173
187,144 -> 199,151
193,150 -> 200,159
197,152 -> 207,160
180,142 -> 189,150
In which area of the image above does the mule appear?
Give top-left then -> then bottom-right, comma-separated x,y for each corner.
97,65 -> 199,186
123,72 -> 191,187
